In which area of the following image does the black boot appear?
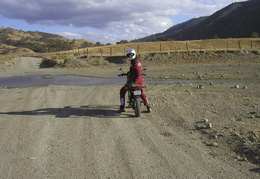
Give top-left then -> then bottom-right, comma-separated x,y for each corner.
147,105 -> 151,113
119,105 -> 125,112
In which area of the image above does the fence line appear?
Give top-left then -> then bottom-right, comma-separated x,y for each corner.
51,38 -> 260,57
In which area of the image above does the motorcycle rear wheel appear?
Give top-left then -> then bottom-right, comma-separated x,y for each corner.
134,97 -> 141,117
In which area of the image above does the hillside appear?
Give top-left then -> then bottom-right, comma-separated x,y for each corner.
0,28 -> 95,55
134,0 -> 260,42
132,17 -> 208,42
0,43 -> 35,56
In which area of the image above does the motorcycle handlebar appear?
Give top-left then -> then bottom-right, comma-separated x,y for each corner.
118,73 -> 146,76
118,73 -> 127,76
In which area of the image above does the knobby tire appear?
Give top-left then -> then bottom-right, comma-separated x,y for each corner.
135,97 -> 141,117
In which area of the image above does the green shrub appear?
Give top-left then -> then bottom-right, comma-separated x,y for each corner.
40,58 -> 57,68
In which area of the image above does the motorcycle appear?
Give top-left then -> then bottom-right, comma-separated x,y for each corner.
118,66 -> 148,117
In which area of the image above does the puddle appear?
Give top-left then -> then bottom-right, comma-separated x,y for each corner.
0,75 -> 126,88
0,75 -> 259,88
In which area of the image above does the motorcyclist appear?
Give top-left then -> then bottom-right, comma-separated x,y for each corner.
119,48 -> 151,113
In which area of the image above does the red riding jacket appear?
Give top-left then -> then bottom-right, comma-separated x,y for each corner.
127,57 -> 143,85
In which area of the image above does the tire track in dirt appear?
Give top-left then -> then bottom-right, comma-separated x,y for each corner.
0,87 -> 50,178
0,84 -> 257,179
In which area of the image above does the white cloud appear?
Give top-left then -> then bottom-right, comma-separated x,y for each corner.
0,0 -> 245,43
58,32 -> 83,38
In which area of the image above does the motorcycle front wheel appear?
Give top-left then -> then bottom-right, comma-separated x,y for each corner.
134,97 -> 141,117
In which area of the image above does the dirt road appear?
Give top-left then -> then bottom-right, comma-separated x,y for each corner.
0,57 -> 259,178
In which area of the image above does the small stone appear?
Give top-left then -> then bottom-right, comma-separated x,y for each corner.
242,155 -> 249,162
195,125 -> 203,130
197,85 -> 204,89
212,142 -> 218,147
233,133 -> 240,137
207,123 -> 212,129
207,142 -> 218,147
196,118 -> 208,123
203,118 -> 209,123
237,156 -> 245,161
237,116 -> 243,121
253,156 -> 259,161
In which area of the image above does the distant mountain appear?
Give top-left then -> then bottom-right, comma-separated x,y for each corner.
132,17 -> 208,42
133,0 -> 260,42
0,28 -> 95,54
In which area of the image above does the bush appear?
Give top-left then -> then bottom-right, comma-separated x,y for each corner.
251,32 -> 260,38
40,58 -> 57,68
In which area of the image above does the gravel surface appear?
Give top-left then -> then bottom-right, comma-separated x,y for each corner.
0,56 -> 259,178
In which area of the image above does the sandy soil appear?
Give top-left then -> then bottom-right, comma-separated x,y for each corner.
0,56 -> 259,178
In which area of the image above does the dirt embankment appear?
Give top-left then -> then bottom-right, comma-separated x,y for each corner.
0,53 -> 259,178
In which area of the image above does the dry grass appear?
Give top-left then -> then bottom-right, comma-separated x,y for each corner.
38,49 -> 260,81
53,38 -> 260,57
0,43 -> 35,56
0,55 -> 18,71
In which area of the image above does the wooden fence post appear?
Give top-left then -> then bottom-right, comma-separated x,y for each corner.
238,41 -> 241,50
226,42 -> 229,51
186,43 -> 189,51
100,48 -> 102,57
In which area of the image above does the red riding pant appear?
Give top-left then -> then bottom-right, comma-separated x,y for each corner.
120,84 -> 149,106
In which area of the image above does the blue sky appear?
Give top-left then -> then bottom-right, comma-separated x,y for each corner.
0,0 -> 246,44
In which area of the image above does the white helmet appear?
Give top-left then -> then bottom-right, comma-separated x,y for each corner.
126,48 -> 136,60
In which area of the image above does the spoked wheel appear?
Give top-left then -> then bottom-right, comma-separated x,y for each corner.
134,97 -> 141,117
